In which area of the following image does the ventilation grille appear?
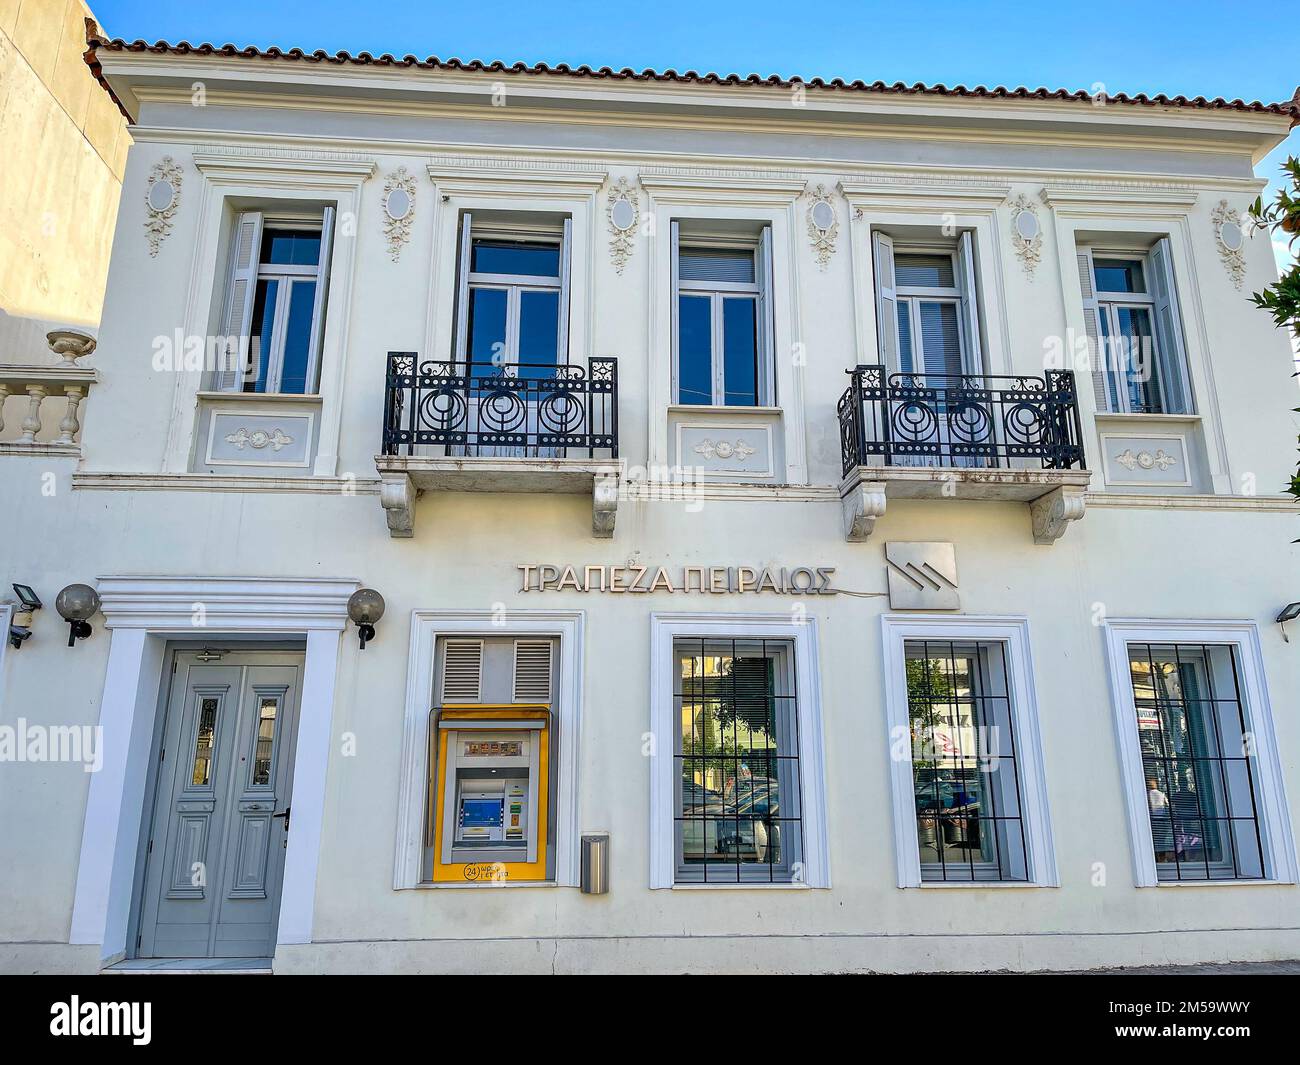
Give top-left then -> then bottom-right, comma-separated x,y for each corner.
513,640 -> 553,703
441,639 -> 483,702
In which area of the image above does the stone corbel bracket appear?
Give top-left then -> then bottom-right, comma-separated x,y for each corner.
1029,485 -> 1087,545
593,471 -> 620,538
840,472 -> 888,542
379,472 -> 417,537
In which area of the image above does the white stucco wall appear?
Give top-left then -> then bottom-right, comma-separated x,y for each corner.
0,57 -> 1297,973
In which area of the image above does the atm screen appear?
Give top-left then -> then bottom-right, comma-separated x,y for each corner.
460,798 -> 504,827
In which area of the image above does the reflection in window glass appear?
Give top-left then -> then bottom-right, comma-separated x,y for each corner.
722,297 -> 758,406
517,289 -> 560,374
467,287 -> 508,371
191,697 -> 219,787
261,228 -> 321,267
471,240 -> 561,278
1128,643 -> 1265,881
251,697 -> 278,787
905,640 -> 1028,882
677,295 -> 713,405
278,281 -> 317,395
246,279 -> 279,394
673,638 -> 803,883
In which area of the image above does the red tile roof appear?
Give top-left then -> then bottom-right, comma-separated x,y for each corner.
82,19 -> 1300,128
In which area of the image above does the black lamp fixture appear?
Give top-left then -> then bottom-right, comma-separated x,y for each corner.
9,583 -> 42,648
56,583 -> 101,647
347,588 -> 385,649
1278,602 -> 1300,643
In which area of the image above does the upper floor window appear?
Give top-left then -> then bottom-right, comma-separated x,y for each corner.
454,213 -> 572,378
216,208 -> 335,395
873,230 -> 983,380
672,223 -> 775,407
1077,239 -> 1193,415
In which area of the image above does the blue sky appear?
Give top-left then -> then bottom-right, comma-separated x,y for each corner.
92,0 -> 1298,268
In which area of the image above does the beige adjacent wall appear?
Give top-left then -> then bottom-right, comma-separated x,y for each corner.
0,0 -> 126,360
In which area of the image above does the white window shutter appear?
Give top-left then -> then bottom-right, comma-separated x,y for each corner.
1146,238 -> 1193,415
557,216 -> 573,362
215,210 -> 263,391
757,224 -> 775,404
512,640 -> 553,703
303,205 -> 335,394
452,212 -> 473,363
955,231 -> 983,375
670,219 -> 681,401
872,231 -> 898,366
441,639 -> 483,703
1076,248 -> 1112,411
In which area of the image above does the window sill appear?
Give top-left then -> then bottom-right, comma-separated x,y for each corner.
668,404 -> 783,417
909,880 -> 1057,889
670,881 -> 813,891
411,881 -> 559,890
196,390 -> 322,405
1093,411 -> 1200,423
1144,878 -> 1292,888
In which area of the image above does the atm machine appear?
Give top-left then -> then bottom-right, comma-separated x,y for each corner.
429,705 -> 550,882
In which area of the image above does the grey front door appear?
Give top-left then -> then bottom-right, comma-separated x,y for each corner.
137,652 -> 303,959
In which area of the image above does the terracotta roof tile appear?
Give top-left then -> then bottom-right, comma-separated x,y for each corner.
81,19 -> 1300,127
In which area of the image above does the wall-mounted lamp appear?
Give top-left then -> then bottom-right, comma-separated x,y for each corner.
1277,602 -> 1300,643
56,584 -> 100,647
347,588 -> 385,649
9,583 -> 42,648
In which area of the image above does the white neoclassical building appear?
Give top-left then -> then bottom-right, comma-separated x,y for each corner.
0,22 -> 1298,973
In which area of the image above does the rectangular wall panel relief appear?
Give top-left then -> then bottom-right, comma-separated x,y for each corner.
165,809 -> 211,900
674,422 -> 776,478
1099,431 -> 1193,489
228,805 -> 273,900
205,410 -> 315,469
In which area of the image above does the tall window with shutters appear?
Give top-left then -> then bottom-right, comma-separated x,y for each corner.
872,231 -> 983,381
216,208 -> 335,394
672,224 -> 776,407
1077,239 -> 1193,415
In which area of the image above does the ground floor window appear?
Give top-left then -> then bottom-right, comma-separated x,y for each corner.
882,616 -> 1056,888
1127,642 -> 1264,881
905,638 -> 1028,882
1103,620 -> 1296,887
673,637 -> 804,883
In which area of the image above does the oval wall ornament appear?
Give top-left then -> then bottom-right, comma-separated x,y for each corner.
1211,200 -> 1247,290
805,184 -> 839,270
1008,193 -> 1043,278
605,176 -> 641,274
382,167 -> 417,261
144,157 -> 183,257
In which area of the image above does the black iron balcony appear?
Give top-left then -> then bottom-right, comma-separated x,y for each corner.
375,354 -> 621,539
382,353 -> 618,459
837,365 -> 1085,477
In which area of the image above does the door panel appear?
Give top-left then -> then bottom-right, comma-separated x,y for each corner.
137,654 -> 302,959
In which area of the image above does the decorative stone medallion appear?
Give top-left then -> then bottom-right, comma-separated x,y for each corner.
382,167 -> 417,261
605,176 -> 641,274
144,157 -> 183,257
225,426 -> 294,451
805,184 -> 839,269
1008,193 -> 1042,278
693,438 -> 757,462
1114,447 -> 1177,472
1211,200 -> 1247,290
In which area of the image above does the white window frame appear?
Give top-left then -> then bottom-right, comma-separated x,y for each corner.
1101,619 -> 1297,887
393,610 -> 585,889
649,612 -> 829,889
672,230 -> 774,406
881,615 -> 1057,889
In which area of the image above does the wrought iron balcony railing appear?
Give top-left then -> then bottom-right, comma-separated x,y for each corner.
837,365 -> 1085,477
382,354 -> 618,459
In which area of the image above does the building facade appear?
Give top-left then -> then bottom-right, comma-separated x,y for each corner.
1,26 -> 1298,973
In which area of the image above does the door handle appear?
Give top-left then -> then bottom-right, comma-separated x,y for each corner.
272,806 -> 291,832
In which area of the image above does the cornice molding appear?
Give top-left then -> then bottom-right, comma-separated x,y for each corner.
1039,182 -> 1199,213
95,575 -> 361,631
426,154 -> 608,191
192,149 -> 376,183
839,177 -> 1012,212
72,472 -> 381,494
640,165 -> 807,196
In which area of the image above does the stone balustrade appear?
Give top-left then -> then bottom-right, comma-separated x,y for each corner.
0,330 -> 98,455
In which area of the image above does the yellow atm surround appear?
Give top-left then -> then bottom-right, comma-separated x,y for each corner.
429,705 -> 551,883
